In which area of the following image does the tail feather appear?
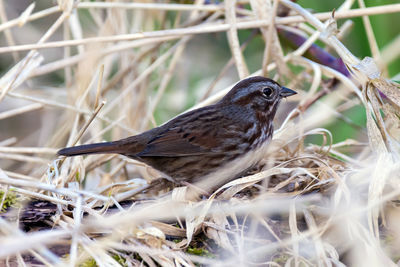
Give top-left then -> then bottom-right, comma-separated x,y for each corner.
57,142 -> 125,157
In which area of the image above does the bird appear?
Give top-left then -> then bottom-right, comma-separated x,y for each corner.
58,76 -> 296,185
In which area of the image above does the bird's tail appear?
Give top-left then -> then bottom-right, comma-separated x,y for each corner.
57,141 -> 126,157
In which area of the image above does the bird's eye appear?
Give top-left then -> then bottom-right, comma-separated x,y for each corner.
262,87 -> 274,98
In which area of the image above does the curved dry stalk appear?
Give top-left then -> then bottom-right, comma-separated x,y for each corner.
0,4 -> 399,54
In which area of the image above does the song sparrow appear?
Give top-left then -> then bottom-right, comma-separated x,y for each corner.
58,76 -> 296,184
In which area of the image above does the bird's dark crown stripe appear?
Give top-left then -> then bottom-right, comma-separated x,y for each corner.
233,76 -> 278,90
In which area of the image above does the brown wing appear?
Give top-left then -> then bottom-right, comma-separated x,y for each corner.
137,126 -> 220,157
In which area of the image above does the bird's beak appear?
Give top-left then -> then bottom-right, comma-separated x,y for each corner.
279,87 -> 297,98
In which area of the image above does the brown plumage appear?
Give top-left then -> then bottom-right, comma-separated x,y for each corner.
58,76 -> 296,183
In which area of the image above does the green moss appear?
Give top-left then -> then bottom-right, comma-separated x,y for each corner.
173,238 -> 183,243
79,258 -> 97,267
111,254 -> 128,267
64,252 -> 127,267
79,254 -> 128,266
0,190 -> 18,213
187,247 -> 215,258
272,253 -> 290,264
75,171 -> 81,183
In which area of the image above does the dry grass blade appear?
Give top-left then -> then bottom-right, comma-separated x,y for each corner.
0,103 -> 43,120
225,0 -> 249,78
